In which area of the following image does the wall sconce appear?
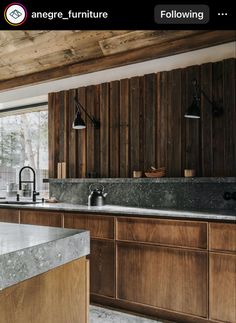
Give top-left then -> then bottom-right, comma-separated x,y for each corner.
184,79 -> 223,119
72,97 -> 100,130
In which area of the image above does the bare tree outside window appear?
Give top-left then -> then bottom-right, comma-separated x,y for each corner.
0,109 -> 48,196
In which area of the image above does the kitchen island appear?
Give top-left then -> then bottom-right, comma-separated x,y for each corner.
0,222 -> 90,323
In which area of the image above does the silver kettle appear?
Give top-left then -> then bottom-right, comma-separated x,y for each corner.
88,184 -> 108,206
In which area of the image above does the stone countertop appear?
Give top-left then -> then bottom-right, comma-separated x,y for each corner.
0,222 -> 90,291
0,201 -> 235,222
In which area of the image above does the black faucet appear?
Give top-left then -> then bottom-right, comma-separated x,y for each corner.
19,166 -> 39,202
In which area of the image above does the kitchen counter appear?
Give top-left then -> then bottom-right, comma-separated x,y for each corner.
0,222 -> 90,290
0,201 -> 235,222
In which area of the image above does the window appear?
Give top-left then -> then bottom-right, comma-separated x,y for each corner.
0,106 -> 48,197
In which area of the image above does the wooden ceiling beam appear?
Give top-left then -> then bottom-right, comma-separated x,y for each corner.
0,30 -> 235,91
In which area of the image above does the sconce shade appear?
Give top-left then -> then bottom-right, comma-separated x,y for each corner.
184,79 -> 223,119
73,97 -> 100,130
73,112 -> 86,129
184,99 -> 201,119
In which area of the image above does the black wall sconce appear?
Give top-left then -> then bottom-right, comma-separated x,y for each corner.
72,97 -> 100,130
184,79 -> 223,119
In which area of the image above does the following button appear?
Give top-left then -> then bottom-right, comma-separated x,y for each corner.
154,4 -> 209,24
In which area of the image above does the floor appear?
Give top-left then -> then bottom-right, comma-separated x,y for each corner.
90,305 -> 167,323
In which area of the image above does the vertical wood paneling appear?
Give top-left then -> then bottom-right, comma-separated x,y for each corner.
68,89 -> 77,177
212,62 -> 224,176
181,70 -> 187,174
144,74 -> 156,171
157,72 -> 168,170
139,77 -> 145,173
94,85 -> 100,177
167,70 -> 182,176
54,92 -> 60,174
119,79 -> 130,177
48,58 -> 236,178
130,77 -> 140,173
48,93 -> 55,178
201,63 -> 213,176
86,86 -> 96,177
185,66 -> 201,175
100,83 -> 110,177
223,59 -> 236,176
110,81 -> 120,177
77,87 -> 87,178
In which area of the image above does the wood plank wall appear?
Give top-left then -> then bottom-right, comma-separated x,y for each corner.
48,58 -> 236,178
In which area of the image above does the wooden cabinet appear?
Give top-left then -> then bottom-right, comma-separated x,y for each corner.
209,253 -> 236,323
20,210 -> 62,227
64,213 -> 114,239
90,239 -> 115,297
117,242 -> 208,317
64,212 -> 115,298
0,208 -> 19,223
209,223 -> 236,252
117,217 -> 207,249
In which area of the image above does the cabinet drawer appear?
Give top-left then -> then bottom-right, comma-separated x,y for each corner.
117,217 -> 207,249
64,213 -> 114,239
20,210 -> 62,227
209,223 -> 236,252
0,208 -> 19,223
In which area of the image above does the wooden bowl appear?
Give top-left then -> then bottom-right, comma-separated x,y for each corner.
145,171 -> 165,178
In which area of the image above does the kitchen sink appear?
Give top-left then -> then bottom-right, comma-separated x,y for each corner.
0,201 -> 42,205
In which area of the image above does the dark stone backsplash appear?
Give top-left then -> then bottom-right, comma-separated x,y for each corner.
49,178 -> 236,211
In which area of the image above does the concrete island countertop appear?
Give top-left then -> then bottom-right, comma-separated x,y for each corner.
0,201 -> 235,222
0,222 -> 90,290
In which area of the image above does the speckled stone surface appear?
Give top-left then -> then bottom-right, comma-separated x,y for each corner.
49,177 -> 236,211
90,305 -> 172,323
0,222 -> 90,290
0,202 -> 235,222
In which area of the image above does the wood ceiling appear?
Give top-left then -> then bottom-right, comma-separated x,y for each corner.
0,30 -> 235,91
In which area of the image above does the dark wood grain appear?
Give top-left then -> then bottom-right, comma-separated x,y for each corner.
185,66 -> 201,175
48,58 -> 236,178
119,79 -> 130,177
212,61 -> 224,176
77,87 -> 87,178
86,86 -> 96,177
157,72 -> 168,170
167,70 -> 182,176
110,81 -> 120,177
144,74 -> 156,170
100,83 -> 110,177
223,58 -> 236,176
130,77 -> 140,173
201,63 -> 213,176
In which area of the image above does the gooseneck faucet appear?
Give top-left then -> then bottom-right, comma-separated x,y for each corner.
19,166 -> 39,202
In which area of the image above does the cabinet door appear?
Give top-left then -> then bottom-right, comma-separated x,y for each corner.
0,208 -> 19,223
117,242 -> 207,317
210,253 -> 236,322
90,239 -> 115,298
20,210 -> 62,227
